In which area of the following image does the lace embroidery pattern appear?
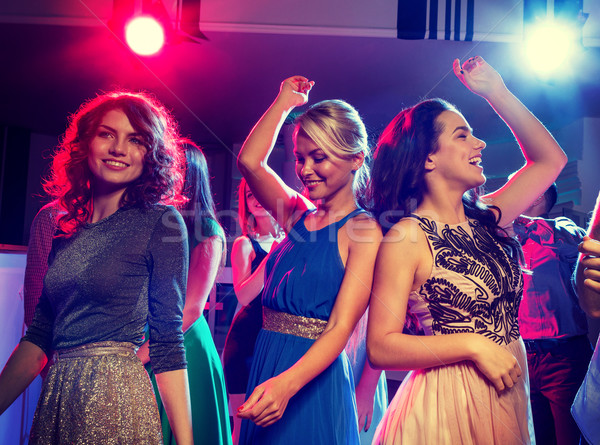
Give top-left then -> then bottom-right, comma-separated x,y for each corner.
415,217 -> 522,345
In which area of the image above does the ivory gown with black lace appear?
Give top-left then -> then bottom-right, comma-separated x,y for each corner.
373,216 -> 535,445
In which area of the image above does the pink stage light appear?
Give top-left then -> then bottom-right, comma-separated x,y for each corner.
125,16 -> 165,56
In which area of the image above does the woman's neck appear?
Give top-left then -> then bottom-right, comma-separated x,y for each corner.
315,186 -> 358,219
417,192 -> 467,224
417,176 -> 472,224
90,189 -> 126,223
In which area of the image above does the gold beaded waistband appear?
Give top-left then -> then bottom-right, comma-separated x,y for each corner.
263,306 -> 327,340
54,341 -> 137,360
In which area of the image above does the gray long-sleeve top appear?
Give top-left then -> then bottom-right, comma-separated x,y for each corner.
23,205 -> 189,374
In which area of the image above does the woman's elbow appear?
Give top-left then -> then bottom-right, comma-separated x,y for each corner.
233,289 -> 253,307
529,146 -> 567,172
555,150 -> 568,170
236,156 -> 251,175
543,145 -> 568,171
366,338 -> 386,370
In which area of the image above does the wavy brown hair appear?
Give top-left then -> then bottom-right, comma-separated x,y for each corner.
44,91 -> 186,236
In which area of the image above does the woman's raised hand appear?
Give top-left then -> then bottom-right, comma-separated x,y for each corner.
453,56 -> 506,100
276,76 -> 315,111
470,334 -> 522,393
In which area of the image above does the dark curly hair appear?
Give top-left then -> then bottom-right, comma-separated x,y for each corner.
368,98 -> 522,260
44,91 -> 186,236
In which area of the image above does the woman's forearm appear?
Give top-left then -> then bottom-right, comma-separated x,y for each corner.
485,87 -> 566,170
236,77 -> 314,230
0,340 -> 47,415
237,99 -> 291,174
278,322 -> 356,396
575,192 -> 600,317
355,357 -> 383,400
367,331 -> 479,371
234,256 -> 268,306
155,368 -> 193,445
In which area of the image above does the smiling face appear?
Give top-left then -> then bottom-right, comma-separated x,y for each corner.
293,131 -> 357,203
244,183 -> 269,218
426,110 -> 486,191
87,108 -> 147,197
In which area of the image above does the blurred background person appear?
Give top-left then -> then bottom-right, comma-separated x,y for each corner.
571,190 -> 600,445
222,178 -> 284,445
138,140 -> 232,445
511,183 -> 591,445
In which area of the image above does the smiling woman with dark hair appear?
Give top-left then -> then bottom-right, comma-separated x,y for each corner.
0,91 -> 193,444
367,57 -> 567,444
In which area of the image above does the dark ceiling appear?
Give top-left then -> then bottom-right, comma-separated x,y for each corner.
1,20 -> 600,179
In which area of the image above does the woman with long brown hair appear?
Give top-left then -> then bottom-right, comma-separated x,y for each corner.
0,91 -> 193,444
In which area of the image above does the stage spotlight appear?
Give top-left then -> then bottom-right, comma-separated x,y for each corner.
524,20 -> 579,76
125,16 -> 165,56
110,0 -> 206,56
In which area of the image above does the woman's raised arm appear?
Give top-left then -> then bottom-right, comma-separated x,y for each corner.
237,77 -> 314,230
454,56 -> 567,226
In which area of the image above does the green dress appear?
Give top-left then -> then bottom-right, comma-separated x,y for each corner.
146,218 -> 232,445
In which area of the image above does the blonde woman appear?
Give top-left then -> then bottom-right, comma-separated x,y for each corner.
236,77 -> 382,444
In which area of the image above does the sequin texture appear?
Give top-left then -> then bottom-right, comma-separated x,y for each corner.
30,341 -> 163,444
262,306 -> 326,340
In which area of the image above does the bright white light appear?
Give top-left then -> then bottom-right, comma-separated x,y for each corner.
524,20 -> 577,76
125,17 -> 165,56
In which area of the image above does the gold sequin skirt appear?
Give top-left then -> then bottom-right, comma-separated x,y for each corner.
30,341 -> 163,445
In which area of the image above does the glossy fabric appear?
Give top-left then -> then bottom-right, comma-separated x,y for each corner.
23,205 -> 188,374
239,209 -> 363,445
147,317 -> 232,445
31,342 -> 162,444
374,338 -> 532,445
